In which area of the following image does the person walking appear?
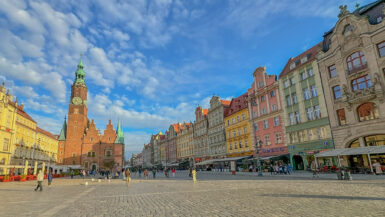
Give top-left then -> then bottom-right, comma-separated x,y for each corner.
372,160 -> 383,175
311,161 -> 319,178
34,170 -> 44,191
152,168 -> 156,179
172,168 -> 175,178
82,170 -> 86,179
138,168 -> 142,178
125,168 -> 131,186
48,172 -> 53,187
70,170 -> 74,179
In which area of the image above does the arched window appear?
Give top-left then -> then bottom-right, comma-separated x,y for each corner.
357,102 -> 379,122
347,51 -> 367,73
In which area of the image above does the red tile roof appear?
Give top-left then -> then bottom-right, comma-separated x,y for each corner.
36,127 -> 57,140
202,109 -> 208,116
17,107 -> 36,123
224,92 -> 248,117
220,100 -> 231,106
279,43 -> 321,79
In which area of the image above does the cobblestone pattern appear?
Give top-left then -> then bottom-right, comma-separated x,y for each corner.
0,176 -> 384,217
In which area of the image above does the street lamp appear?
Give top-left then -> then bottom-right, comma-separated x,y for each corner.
256,140 -> 263,176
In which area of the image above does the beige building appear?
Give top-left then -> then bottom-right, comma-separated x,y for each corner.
193,106 -> 209,163
177,122 -> 193,163
207,96 -> 230,159
316,2 -> 385,172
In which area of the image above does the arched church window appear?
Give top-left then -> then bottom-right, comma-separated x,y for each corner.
357,102 -> 379,122
347,51 -> 367,73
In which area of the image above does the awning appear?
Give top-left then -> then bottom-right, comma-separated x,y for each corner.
315,146 -> 385,157
195,160 -> 214,166
212,156 -> 250,163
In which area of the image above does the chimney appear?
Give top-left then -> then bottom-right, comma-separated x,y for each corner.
19,103 -> 24,110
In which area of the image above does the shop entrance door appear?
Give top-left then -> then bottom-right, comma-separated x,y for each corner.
293,155 -> 304,170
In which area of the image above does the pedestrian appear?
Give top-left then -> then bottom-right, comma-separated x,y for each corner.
48,172 -> 53,187
152,168 -> 156,179
165,168 -> 169,178
82,170 -> 86,179
144,169 -> 148,179
288,164 -> 292,175
189,167 -> 192,177
125,168 -> 131,186
70,170 -> 74,179
172,168 -> 175,177
34,170 -> 44,191
274,164 -> 279,175
311,161 -> 319,178
138,168 -> 142,178
372,160 -> 383,175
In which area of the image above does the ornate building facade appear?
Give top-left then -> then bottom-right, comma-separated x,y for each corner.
317,2 -> 385,169
248,67 -> 287,160
58,61 -> 125,172
177,122 -> 193,162
193,106 -> 209,163
207,96 -> 230,159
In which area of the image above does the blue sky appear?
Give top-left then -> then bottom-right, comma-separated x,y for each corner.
0,0 -> 373,159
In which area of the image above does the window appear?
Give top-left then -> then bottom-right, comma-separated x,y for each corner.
303,88 -> 310,100
290,77 -> 295,85
290,63 -> 296,70
314,105 -> 321,119
310,85 -> 318,97
245,140 -> 248,148
275,132 -> 282,144
284,80 -> 290,88
301,56 -> 308,64
307,107 -> 314,121
333,86 -> 342,99
258,81 -> 263,88
272,104 -> 277,111
264,120 -> 268,129
274,117 -> 279,126
378,41 -> 385,57
238,129 -> 241,136
227,120 -> 230,126
262,108 -> 266,115
329,65 -> 337,78
347,51 -> 367,72
357,102 -> 379,122
295,111 -> 301,123
3,138 -> 9,151
264,135 -> 271,146
234,142 -> 238,149
233,131 -> 236,137
239,141 -> 242,148
253,111 -> 257,118
243,127 -> 247,134
352,75 -> 372,92
229,143 -> 232,150
289,113 -> 295,125
242,114 -> 245,121
261,95 -> 265,102
286,95 -> 292,106
232,118 -> 235,124
301,72 -> 307,80
336,109 -> 346,126
237,116 -> 240,122
270,91 -> 275,97
254,123 -> 258,131
292,93 -> 298,104
307,68 -> 314,77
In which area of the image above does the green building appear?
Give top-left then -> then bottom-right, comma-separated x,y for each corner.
278,44 -> 335,170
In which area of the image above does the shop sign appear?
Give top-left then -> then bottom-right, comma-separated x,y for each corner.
195,158 -> 201,162
306,151 -> 315,154
323,142 -> 328,146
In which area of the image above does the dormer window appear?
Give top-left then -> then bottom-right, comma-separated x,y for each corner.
300,56 -> 308,64
343,24 -> 354,36
290,62 -> 296,70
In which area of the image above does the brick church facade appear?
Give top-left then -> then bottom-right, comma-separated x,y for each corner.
57,60 -> 125,172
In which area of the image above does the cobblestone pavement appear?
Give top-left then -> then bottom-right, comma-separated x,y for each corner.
0,175 -> 384,217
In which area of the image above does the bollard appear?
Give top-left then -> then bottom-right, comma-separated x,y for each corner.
192,169 -> 197,183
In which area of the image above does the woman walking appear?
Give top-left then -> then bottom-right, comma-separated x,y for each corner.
125,168 -> 131,186
48,172 -> 53,187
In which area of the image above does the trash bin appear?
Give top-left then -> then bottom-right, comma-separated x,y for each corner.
344,171 -> 352,181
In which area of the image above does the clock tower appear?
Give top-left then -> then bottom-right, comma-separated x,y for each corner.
64,60 -> 88,165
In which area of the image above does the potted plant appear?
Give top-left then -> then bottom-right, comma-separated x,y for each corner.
20,174 -> 26,182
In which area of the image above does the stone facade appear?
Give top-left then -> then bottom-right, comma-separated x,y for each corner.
207,96 -> 230,159
58,61 -> 124,172
177,122 -> 193,162
193,106 -> 209,162
317,2 -> 385,168
248,67 -> 287,158
159,134 -> 167,166
166,124 -> 179,164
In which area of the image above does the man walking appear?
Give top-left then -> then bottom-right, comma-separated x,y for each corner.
152,168 -> 156,179
34,170 -> 44,191
48,172 -> 53,187
125,168 -> 131,186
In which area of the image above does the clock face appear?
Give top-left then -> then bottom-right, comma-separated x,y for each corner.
72,97 -> 82,105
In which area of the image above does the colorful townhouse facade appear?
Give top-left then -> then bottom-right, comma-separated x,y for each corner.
224,93 -> 253,158
279,44 -> 334,170
177,122 -> 193,163
166,123 -> 179,164
207,96 -> 230,159
316,2 -> 385,170
247,67 -> 287,160
193,106 -> 209,163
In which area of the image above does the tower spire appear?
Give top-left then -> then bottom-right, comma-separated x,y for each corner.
74,55 -> 85,84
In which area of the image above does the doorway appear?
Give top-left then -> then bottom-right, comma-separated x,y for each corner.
293,155 -> 304,170
92,164 -> 97,171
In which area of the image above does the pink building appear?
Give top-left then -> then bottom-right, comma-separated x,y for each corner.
166,123 -> 179,164
248,67 -> 288,158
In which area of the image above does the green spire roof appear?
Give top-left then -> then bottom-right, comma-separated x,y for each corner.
114,121 -> 125,144
74,59 -> 85,84
58,117 -> 67,141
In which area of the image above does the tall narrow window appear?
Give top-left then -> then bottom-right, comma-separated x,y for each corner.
307,68 -> 314,77
333,86 -> 342,99
352,75 -> 372,92
295,111 -> 301,123
292,93 -> 298,104
274,117 -> 279,126
286,95 -> 292,106
314,105 -> 321,119
264,120 -> 268,129
275,132 -> 282,144
261,95 -> 265,102
328,64 -> 337,78
377,41 -> 385,58
306,107 -> 314,121
272,104 -> 277,111
270,91 -> 275,97
311,85 -> 318,97
290,77 -> 295,85
347,51 -> 367,73
303,88 -> 310,100
289,113 -> 295,125
3,138 -> 9,151
264,135 -> 271,146
337,109 -> 346,125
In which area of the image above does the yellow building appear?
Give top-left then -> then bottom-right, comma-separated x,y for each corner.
224,93 -> 253,158
0,84 -> 17,175
36,127 -> 58,166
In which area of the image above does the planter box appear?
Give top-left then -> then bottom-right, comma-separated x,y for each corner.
20,178 -> 26,182
2,179 -> 9,182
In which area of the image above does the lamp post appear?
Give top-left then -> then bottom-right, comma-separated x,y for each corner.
256,140 -> 263,176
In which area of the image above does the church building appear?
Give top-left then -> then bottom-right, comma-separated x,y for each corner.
57,60 -> 125,172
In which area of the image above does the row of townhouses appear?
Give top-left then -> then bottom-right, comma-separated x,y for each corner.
133,2 -> 385,172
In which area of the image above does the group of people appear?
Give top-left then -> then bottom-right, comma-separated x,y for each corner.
34,170 -> 53,192
269,163 -> 292,175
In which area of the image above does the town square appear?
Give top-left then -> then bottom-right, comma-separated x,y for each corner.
1,0 -> 385,216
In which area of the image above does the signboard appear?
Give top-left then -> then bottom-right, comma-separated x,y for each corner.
230,161 -> 236,172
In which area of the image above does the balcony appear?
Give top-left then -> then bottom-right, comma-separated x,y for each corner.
347,63 -> 368,75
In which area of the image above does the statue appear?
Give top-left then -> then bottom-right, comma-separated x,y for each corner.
342,84 -> 353,100
338,5 -> 350,18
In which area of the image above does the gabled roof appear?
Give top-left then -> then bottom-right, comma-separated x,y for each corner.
17,106 -> 36,123
36,127 -> 57,140
279,43 -> 321,79
224,92 -> 248,117
220,100 -> 231,106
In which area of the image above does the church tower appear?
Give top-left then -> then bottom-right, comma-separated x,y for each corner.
64,60 -> 89,165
